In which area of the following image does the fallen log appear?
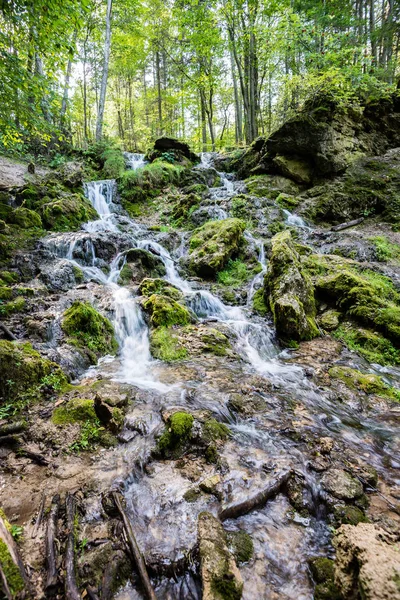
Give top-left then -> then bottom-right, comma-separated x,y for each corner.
0,512 -> 30,598
0,422 -> 27,437
45,494 -> 60,595
112,492 -> 156,600
65,493 -> 80,600
0,322 -> 16,341
31,492 -> 46,539
330,217 -> 364,232
219,469 -> 293,521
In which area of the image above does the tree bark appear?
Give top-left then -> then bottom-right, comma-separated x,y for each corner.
60,30 -> 77,126
96,0 -> 113,141
45,494 -> 60,594
65,494 -> 80,600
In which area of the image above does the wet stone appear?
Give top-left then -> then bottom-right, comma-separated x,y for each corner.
321,468 -> 364,501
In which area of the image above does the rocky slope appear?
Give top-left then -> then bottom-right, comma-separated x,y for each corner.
0,127 -> 399,600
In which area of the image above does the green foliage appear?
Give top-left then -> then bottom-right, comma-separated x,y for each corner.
101,145 -> 126,179
333,323 -> 400,366
329,366 -> 400,401
142,294 -> 191,328
369,236 -> 400,263
119,162 -> 183,204
217,259 -> 256,287
157,411 -> 194,456
149,327 -> 188,361
10,525 -> 24,542
69,420 -> 104,452
62,301 -> 118,361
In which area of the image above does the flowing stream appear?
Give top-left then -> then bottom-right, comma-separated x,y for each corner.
42,153 -> 400,599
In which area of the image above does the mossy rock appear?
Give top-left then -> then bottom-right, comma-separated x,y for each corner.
245,174 -> 301,199
149,327 -> 188,361
264,231 -> 318,341
202,418 -> 231,443
329,366 -> 400,401
139,278 -> 182,300
157,411 -> 194,457
318,310 -> 341,331
39,193 -> 98,231
119,249 -> 166,285
309,557 -> 341,600
11,207 -> 42,229
0,340 -> 68,405
227,530 -> 254,565
334,322 -> 400,366
189,218 -> 246,279
142,294 -> 191,328
52,398 -> 96,425
252,288 -> 269,316
304,253 -> 400,347
0,296 -> 26,316
333,505 -> 368,526
62,301 -> 118,362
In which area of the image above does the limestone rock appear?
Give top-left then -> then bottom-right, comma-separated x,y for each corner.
264,230 -> 318,341
198,512 -> 243,600
321,468 -> 363,500
189,218 -> 246,278
272,155 -> 312,184
333,523 -> 400,600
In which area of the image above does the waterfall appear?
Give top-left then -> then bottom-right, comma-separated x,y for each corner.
124,152 -> 146,170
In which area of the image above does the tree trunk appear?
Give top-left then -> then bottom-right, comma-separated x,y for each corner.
230,48 -> 242,144
96,0 -> 113,141
60,30 -> 77,127
200,92 -> 207,151
155,50 -> 163,135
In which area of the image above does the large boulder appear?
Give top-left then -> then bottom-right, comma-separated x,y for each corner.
189,218 -> 246,279
0,340 -> 67,404
333,524 -> 400,600
264,231 -> 318,342
233,93 -> 400,182
118,248 -> 166,285
198,512 -> 243,600
146,137 -> 200,165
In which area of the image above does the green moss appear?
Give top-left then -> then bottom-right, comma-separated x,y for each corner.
119,162 -> 183,203
139,278 -> 182,300
334,323 -> 400,366
52,398 -> 96,425
252,288 -> 268,316
319,310 -> 341,331
0,296 -> 25,316
40,193 -> 98,231
198,328 -> 230,356
101,146 -> 125,179
73,266 -> 84,283
217,259 -> 255,287
62,301 -> 118,361
0,539 -> 25,595
304,254 -> 400,346
202,418 -> 231,442
309,557 -> 341,600
227,531 -> 254,564
142,294 -> 191,328
333,505 -> 368,525
276,193 -> 300,209
0,271 -> 18,284
189,218 -> 246,279
157,411 -> 194,456
12,207 -> 42,229
329,366 -> 400,401
212,577 -> 242,600
369,236 -> 400,263
149,327 -> 188,361
183,488 -> 201,503
0,286 -> 12,300
0,340 -> 68,406
265,231 -> 318,341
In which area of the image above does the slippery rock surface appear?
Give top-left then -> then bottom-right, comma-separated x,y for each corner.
189,218 -> 246,278
264,230 -> 318,341
321,468 -> 364,501
333,524 -> 400,600
198,512 -> 243,600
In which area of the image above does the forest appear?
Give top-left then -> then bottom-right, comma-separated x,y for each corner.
0,0 -> 399,155
0,0 -> 400,599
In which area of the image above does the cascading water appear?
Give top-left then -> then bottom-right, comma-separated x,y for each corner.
124,152 -> 146,170
38,152 -> 399,600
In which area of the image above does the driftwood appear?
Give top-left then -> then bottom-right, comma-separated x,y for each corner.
65,493 -> 80,600
0,421 -> 27,437
0,512 -> 30,598
0,322 -> 16,341
112,492 -> 156,600
45,494 -> 60,595
219,469 -> 293,521
31,492 -> 46,538
17,447 -> 49,466
331,217 -> 364,232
